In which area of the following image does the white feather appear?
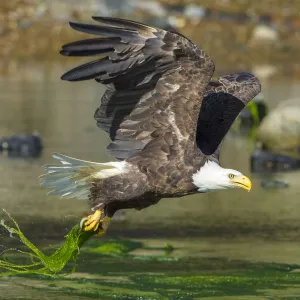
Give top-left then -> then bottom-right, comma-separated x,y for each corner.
192,161 -> 242,192
40,153 -> 128,200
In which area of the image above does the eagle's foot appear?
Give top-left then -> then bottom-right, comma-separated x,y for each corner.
80,210 -> 110,236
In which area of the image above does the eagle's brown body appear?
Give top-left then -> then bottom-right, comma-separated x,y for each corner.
41,17 -> 260,221
90,155 -> 210,217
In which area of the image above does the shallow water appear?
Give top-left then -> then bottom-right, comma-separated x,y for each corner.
3,237 -> 300,300
1,44 -> 300,300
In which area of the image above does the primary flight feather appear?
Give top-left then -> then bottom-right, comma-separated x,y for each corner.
41,17 -> 261,234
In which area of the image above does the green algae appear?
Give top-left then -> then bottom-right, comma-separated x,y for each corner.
246,101 -> 261,126
87,238 -> 143,256
0,210 -> 94,276
0,210 -> 175,278
74,251 -> 300,299
18,260 -> 300,300
85,237 -> 176,262
3,234 -> 300,300
2,211 -> 300,299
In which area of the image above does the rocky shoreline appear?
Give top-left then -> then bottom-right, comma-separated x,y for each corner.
1,0 -> 300,80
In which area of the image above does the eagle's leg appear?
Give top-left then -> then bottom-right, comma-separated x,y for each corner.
80,209 -> 110,236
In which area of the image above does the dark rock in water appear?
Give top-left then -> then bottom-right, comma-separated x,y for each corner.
260,179 -> 289,190
251,150 -> 300,173
0,133 -> 43,158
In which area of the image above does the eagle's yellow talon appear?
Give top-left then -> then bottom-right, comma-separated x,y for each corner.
93,223 -> 99,232
80,210 -> 110,236
84,220 -> 97,232
82,210 -> 102,231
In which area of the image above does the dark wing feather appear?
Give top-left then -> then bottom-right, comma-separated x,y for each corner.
61,17 -> 215,160
196,72 -> 261,155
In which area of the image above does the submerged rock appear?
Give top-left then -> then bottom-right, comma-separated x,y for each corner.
251,149 -> 300,173
260,179 -> 289,190
0,133 -> 43,158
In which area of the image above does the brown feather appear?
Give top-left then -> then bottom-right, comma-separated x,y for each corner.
60,17 -> 261,216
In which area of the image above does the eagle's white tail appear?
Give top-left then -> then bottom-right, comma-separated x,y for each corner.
40,153 -> 127,200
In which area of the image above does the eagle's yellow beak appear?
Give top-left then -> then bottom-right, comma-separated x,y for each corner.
231,175 -> 252,191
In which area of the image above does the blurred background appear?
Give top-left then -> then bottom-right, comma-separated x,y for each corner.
2,1 -> 300,299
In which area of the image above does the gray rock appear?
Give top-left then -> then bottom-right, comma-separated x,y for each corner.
256,102 -> 300,158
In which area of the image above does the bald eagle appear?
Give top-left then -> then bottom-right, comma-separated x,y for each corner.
40,17 -> 260,235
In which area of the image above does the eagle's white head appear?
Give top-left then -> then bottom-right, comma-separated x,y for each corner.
192,161 -> 252,193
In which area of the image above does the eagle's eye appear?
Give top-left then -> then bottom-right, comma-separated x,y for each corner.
228,173 -> 235,179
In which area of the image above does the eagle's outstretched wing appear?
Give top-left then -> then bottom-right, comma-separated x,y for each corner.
61,17 -> 215,160
197,73 -> 261,155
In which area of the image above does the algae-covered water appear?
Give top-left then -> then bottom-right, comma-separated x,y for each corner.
3,236 -> 300,300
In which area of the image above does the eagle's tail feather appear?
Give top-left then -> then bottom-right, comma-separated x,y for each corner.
40,153 -> 125,200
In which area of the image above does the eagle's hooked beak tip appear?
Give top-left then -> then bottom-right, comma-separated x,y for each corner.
231,175 -> 252,192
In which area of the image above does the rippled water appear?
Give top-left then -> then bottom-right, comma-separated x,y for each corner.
1,64 -> 300,299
